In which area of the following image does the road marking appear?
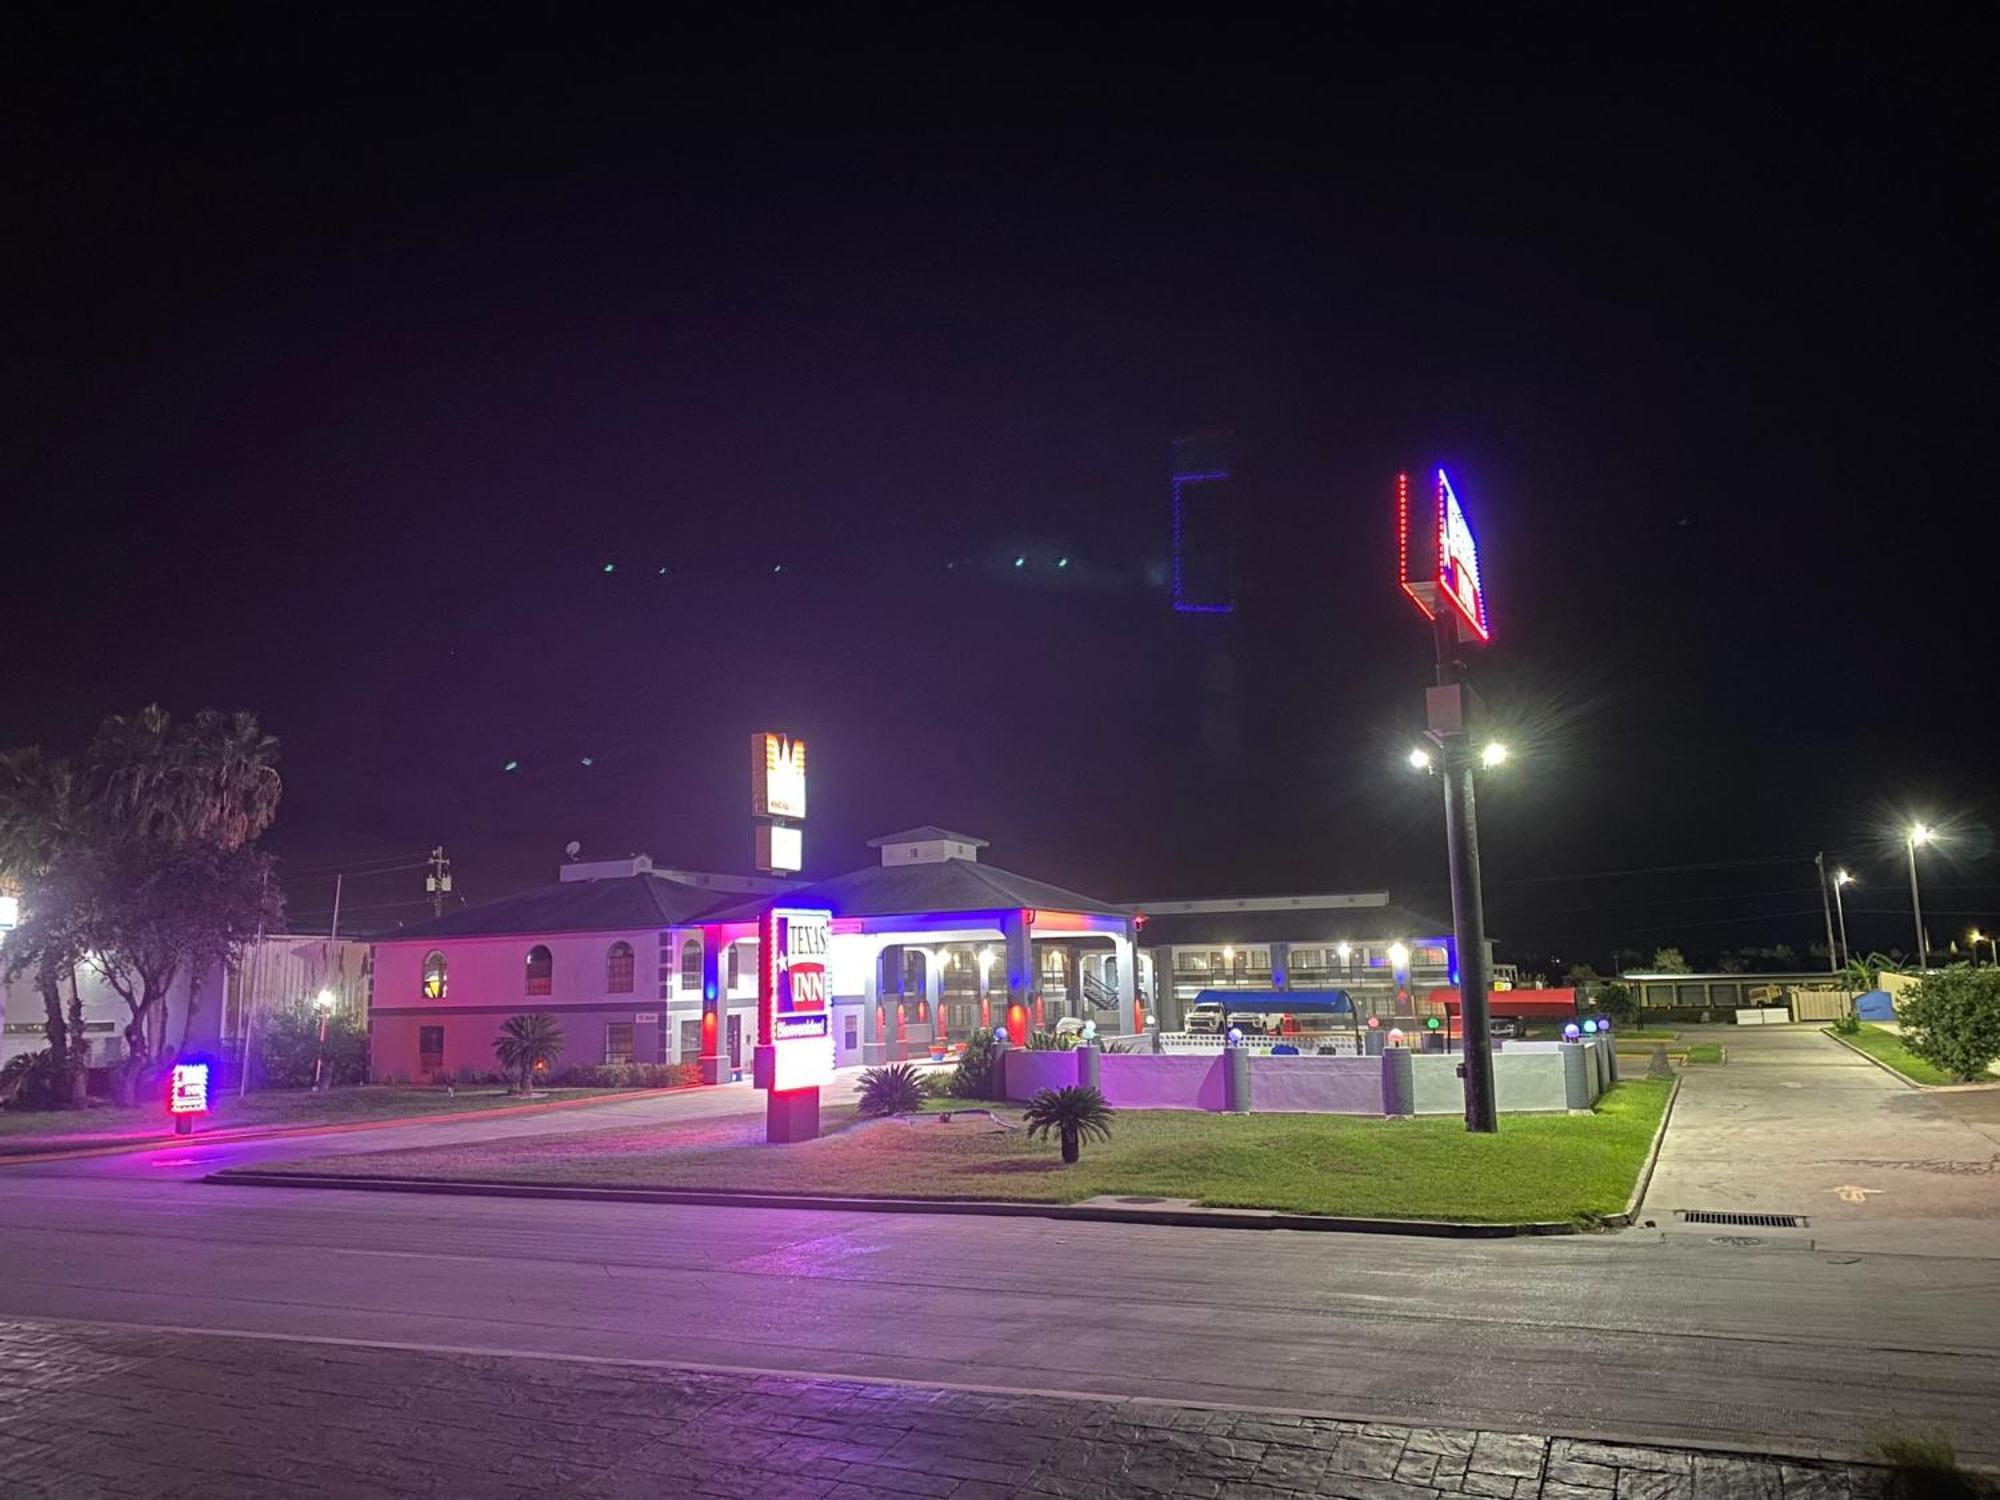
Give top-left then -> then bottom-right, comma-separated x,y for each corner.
1829,1185 -> 1881,1204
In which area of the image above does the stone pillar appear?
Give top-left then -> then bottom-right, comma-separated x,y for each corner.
697,937 -> 727,1085
1111,927 -> 1138,1035
860,944 -> 887,1066
1077,1043 -> 1102,1093
924,947 -> 945,1049
1224,1043 -> 1252,1113
1001,910 -> 1034,1045
1380,1046 -> 1415,1116
1561,1042 -> 1590,1110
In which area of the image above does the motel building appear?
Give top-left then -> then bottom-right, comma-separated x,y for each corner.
369,828 -> 1139,1083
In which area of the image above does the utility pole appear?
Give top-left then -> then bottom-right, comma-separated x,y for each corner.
1429,608 -> 1498,1134
426,846 -> 452,917
1815,853 -> 1838,974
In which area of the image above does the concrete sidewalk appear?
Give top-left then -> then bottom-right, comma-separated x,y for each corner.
1638,1023 -> 2000,1254
0,1317 -> 1887,1499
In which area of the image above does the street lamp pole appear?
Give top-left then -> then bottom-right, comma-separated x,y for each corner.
1906,825 -> 1932,970
1815,853 -> 1838,975
1430,608 -> 1497,1134
1832,870 -> 1853,970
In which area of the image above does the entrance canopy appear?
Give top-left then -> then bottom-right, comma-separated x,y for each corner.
1191,989 -> 1355,1015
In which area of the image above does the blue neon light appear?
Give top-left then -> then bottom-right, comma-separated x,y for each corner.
1171,469 -> 1236,614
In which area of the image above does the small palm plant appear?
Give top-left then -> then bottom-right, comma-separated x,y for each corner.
1023,1085 -> 1114,1165
857,1063 -> 925,1116
493,1012 -> 565,1094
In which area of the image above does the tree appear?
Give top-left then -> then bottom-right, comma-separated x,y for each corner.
948,1029 -> 1000,1100
0,748 -> 88,1102
1595,982 -> 1637,1025
1649,947 -> 1692,974
1896,967 -> 2000,1083
493,1013 -> 565,1093
1022,1085 -> 1115,1165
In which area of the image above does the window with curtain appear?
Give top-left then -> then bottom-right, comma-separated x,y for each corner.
421,951 -> 447,1000
606,941 -> 635,993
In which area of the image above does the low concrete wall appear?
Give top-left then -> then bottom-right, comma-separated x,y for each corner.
1097,1053 -> 1230,1111
1000,1048 -> 1082,1101
1410,1051 -> 1573,1114
1248,1054 -> 1384,1114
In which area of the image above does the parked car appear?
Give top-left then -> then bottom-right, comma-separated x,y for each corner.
1185,1001 -> 1225,1034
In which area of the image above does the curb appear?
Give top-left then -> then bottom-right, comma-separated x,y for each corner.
0,1087 -> 689,1166
205,1170 -> 1584,1238
1819,1028 -> 1923,1089
1604,1073 -> 1681,1228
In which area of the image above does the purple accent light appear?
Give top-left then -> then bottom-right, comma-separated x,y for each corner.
1171,469 -> 1235,614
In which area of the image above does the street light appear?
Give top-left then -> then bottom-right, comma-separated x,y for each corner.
1907,824 -> 1934,970
1408,747 -> 1433,772
1480,741 -> 1508,768
311,987 -> 336,1092
1832,870 -> 1854,969
1971,929 -> 1987,967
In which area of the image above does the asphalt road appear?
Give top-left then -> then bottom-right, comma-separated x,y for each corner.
0,1035 -> 1996,1468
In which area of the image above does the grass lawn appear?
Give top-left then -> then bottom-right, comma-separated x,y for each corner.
0,1084 -> 652,1152
1827,1024 -> 1958,1086
1683,1043 -> 1724,1065
247,1079 -> 1673,1226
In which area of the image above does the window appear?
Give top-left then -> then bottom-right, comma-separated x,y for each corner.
726,942 -> 741,990
679,1019 -> 701,1061
1175,949 -> 1210,974
418,1025 -> 444,1075
604,1023 -> 635,1064
421,951 -> 447,1000
606,941 -> 635,994
525,945 -> 553,996
843,1013 -> 859,1051
679,938 -> 702,994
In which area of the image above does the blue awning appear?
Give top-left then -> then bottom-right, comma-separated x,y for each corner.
1190,989 -> 1355,1015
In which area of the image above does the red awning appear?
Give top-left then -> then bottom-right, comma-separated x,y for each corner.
1429,987 -> 1579,1018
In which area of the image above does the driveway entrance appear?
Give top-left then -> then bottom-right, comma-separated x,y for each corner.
1637,1024 -> 2000,1255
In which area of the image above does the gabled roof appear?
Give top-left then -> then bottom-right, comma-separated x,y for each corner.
381,874 -> 732,942
702,858 -> 1126,924
1132,902 -> 1453,949
865,826 -> 989,848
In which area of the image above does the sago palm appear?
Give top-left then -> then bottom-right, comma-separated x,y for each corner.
1022,1085 -> 1115,1165
494,1012 -> 566,1092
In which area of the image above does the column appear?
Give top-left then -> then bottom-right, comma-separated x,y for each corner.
1269,940 -> 1292,992
1110,927 -> 1138,1035
924,947 -> 945,1050
1001,909 -> 1034,1045
861,940 -> 888,1066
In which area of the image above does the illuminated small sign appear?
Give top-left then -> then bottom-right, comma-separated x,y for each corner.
0,893 -> 17,930
750,733 -> 807,820
757,907 -> 833,1091
1397,468 -> 1491,642
168,1063 -> 210,1115
756,822 -> 802,874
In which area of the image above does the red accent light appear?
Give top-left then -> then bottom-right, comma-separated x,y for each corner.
1006,1003 -> 1028,1045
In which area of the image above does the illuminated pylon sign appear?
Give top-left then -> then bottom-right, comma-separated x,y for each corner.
1397,468 -> 1491,642
751,732 -> 806,819
754,907 -> 834,1140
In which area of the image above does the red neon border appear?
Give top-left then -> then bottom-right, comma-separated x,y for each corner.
1395,471 -> 1436,622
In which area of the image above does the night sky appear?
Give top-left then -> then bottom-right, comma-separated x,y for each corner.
6,13 -> 1993,967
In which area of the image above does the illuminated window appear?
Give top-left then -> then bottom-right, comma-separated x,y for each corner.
679,938 -> 701,993
606,941 -> 635,994
727,943 -> 741,990
418,1025 -> 444,1076
525,945 -> 553,996
421,951 -> 447,1000
604,1023 -> 635,1064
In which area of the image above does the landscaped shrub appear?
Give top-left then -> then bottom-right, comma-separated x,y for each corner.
545,1062 -> 700,1089
1896,966 -> 2000,1082
916,1069 -> 955,1099
493,1013 -> 566,1093
1830,1014 -> 1862,1037
948,1030 -> 1000,1100
0,1049 -> 76,1111
857,1063 -> 925,1116
257,1001 -> 369,1090
1022,1084 -> 1114,1165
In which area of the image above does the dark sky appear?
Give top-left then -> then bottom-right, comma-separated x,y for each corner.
5,12 -> 1994,967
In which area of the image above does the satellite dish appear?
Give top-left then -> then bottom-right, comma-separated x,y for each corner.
564,840 -> 582,860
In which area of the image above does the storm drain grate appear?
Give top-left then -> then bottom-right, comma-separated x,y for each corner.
1676,1210 -> 1809,1228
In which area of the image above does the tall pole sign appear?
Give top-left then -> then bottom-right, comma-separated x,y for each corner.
1398,468 -> 1499,1133
750,732 -> 806,874
753,906 -> 834,1142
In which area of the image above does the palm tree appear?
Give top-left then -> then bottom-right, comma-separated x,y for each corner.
1022,1085 -> 1115,1165
494,1013 -> 566,1093
0,747 -> 88,1103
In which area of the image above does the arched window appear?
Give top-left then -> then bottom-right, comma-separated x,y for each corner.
679,938 -> 701,993
525,944 -> 553,996
606,941 -> 634,994
726,942 -> 741,990
421,951 -> 447,1000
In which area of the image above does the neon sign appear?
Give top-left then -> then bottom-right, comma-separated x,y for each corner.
750,733 -> 806,820
1397,468 -> 1491,642
756,907 -> 833,1092
168,1062 -> 210,1116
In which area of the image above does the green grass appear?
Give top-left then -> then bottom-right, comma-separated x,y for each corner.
1683,1044 -> 1724,1064
0,1084 -> 647,1152
1826,1024 -> 1957,1087
247,1079 -> 1674,1226
1611,1028 -> 1681,1041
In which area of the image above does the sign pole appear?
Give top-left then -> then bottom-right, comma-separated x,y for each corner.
1431,608 -> 1498,1132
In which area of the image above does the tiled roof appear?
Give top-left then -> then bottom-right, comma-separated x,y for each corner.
379,874 -> 733,941
702,858 -> 1126,923
864,827 -> 989,848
